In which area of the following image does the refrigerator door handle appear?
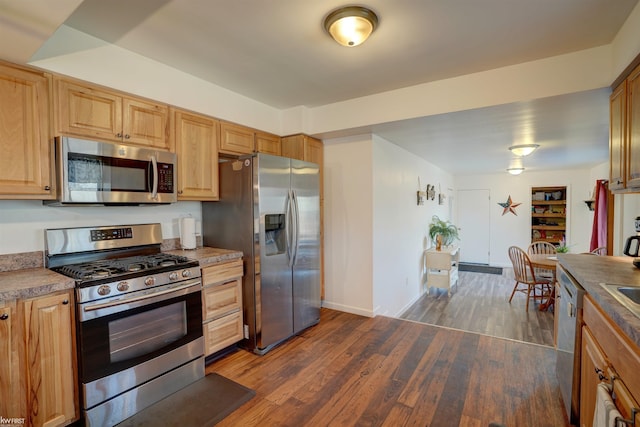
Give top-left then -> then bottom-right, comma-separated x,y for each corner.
291,189 -> 300,265
286,189 -> 294,267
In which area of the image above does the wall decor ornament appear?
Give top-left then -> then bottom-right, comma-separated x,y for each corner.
426,184 -> 436,201
417,177 -> 426,205
498,195 -> 521,216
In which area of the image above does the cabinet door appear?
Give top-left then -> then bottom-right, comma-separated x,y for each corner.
174,109 -> 219,200
23,290 -> 78,427
628,63 -> 640,188
0,300 -> 26,420
123,97 -> 171,150
204,311 -> 244,356
610,81 -> 627,190
580,326 -> 608,427
55,78 -> 123,143
304,136 -> 323,165
220,122 -> 254,155
281,134 -> 305,160
255,131 -> 281,156
0,63 -> 52,198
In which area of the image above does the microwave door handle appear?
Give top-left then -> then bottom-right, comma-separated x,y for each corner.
150,155 -> 159,200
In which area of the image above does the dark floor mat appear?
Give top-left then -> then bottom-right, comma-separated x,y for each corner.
117,373 -> 255,426
459,263 -> 503,275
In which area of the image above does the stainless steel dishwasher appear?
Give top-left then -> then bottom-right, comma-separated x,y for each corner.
555,263 -> 585,425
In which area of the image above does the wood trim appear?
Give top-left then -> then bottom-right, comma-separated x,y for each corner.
612,49 -> 640,89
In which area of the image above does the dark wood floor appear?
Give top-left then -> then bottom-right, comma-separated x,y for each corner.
206,308 -> 568,427
401,271 -> 555,347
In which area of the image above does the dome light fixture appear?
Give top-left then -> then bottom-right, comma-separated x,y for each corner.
324,6 -> 378,47
507,167 -> 525,175
509,144 -> 540,157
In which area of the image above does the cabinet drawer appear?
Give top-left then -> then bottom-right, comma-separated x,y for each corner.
202,259 -> 243,286
204,311 -> 243,355
203,279 -> 242,320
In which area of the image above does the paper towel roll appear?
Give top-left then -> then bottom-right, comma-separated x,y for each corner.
180,217 -> 196,250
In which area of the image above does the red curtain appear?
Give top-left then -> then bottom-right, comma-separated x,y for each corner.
590,180 -> 608,251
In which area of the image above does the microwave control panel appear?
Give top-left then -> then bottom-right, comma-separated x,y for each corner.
158,163 -> 174,193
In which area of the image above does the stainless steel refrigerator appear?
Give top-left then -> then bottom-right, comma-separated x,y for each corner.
202,153 -> 321,354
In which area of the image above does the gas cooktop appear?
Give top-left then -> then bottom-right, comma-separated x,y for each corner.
52,253 -> 198,283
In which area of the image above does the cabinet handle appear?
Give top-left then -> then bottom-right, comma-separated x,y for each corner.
116,132 -> 123,138
595,367 -> 606,380
62,299 -> 69,305
124,134 -> 130,139
44,185 -> 51,191
0,313 -> 8,320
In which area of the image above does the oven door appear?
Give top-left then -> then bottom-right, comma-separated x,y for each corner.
54,136 -> 177,205
77,279 -> 203,386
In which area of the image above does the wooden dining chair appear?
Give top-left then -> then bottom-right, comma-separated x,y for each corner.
527,241 -> 556,281
527,241 -> 557,255
591,246 -> 607,256
508,246 -> 553,311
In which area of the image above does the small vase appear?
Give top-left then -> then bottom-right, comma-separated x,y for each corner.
436,235 -> 443,251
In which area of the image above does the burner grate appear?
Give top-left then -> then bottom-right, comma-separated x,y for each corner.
53,253 -> 195,282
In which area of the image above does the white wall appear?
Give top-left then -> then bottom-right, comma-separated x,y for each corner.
323,135 -> 374,316
372,136 -> 453,317
0,200 -> 201,255
455,169 -> 596,267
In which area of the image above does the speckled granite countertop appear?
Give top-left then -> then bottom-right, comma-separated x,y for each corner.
0,247 -> 242,301
164,247 -> 243,267
559,254 -> 640,348
0,268 -> 75,300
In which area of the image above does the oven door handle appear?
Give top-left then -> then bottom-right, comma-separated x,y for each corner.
83,280 -> 200,313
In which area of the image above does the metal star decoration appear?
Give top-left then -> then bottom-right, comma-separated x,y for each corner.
498,195 -> 521,216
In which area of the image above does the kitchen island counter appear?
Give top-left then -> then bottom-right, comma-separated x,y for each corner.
558,253 -> 640,347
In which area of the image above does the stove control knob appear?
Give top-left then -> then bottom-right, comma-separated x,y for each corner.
97,285 -> 111,296
169,272 -> 179,281
182,269 -> 192,278
117,282 -> 130,292
144,277 -> 156,287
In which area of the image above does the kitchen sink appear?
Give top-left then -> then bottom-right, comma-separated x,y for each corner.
600,283 -> 640,318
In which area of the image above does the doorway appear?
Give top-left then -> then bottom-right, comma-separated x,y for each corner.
457,189 -> 491,264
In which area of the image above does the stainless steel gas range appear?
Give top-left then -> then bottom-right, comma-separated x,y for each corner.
45,223 -> 204,427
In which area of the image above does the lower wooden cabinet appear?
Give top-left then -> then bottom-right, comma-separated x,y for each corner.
202,259 -> 244,356
0,290 -> 78,427
580,295 -> 640,427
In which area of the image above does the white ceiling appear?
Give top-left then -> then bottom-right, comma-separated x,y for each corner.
22,0 -> 640,174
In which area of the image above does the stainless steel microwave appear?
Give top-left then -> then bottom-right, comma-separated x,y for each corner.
46,136 -> 177,206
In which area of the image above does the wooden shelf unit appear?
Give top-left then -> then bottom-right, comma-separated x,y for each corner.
531,186 -> 567,245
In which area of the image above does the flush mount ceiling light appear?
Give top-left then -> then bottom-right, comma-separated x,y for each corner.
507,167 -> 525,175
324,6 -> 379,47
508,144 -> 540,157
507,157 -> 525,175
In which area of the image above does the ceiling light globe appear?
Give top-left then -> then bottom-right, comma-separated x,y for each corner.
508,144 -> 540,157
507,167 -> 525,175
324,6 -> 378,47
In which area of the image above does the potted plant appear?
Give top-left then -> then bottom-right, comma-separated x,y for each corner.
428,215 -> 459,251
556,238 -> 570,253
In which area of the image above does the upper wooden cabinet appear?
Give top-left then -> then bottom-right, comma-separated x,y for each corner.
0,62 -> 53,199
610,62 -> 640,192
610,81 -> 626,191
173,109 -> 220,201
55,78 -> 172,151
281,134 -> 323,163
255,131 -> 281,156
628,64 -> 640,189
219,121 -> 254,155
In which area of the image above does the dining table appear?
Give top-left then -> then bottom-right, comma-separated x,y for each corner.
528,253 -> 558,311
